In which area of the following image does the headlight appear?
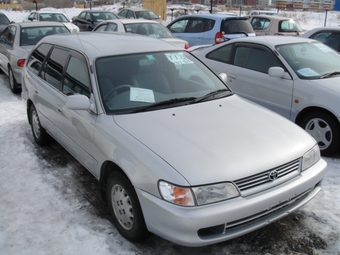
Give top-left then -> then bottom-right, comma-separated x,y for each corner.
159,181 -> 240,206
301,144 -> 320,171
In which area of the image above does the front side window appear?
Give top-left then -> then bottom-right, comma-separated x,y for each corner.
63,55 -> 90,97
234,45 -> 282,73
167,19 -> 189,33
94,24 -> 108,32
78,11 -> 86,19
118,9 -> 128,18
107,23 -> 118,32
95,51 -> 231,114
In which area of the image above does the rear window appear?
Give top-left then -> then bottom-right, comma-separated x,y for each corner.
222,19 -> 254,34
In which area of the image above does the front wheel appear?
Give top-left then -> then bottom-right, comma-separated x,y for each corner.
9,66 -> 20,94
107,171 -> 150,242
300,111 -> 339,156
29,104 -> 51,146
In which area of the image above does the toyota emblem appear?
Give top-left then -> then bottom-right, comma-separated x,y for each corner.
268,170 -> 278,181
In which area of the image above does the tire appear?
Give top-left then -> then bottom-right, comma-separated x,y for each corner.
29,104 -> 51,146
106,171 -> 150,242
9,66 -> 20,94
300,111 -> 339,156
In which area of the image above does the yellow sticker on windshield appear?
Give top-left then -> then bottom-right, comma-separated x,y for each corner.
166,52 -> 194,65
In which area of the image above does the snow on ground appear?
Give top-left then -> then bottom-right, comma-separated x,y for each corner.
0,4 -> 339,255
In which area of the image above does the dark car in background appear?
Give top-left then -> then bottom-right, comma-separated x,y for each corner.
166,14 -> 255,47
72,10 -> 118,31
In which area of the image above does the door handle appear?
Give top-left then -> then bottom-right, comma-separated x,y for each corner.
229,74 -> 236,79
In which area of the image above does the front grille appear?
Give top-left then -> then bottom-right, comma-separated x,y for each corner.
234,158 -> 301,192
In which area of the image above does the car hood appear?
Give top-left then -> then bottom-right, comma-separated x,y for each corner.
309,77 -> 340,94
161,38 -> 187,49
114,96 -> 315,185
63,22 -> 79,32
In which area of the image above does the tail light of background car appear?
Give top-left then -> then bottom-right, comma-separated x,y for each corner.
17,59 -> 25,67
215,32 -> 225,44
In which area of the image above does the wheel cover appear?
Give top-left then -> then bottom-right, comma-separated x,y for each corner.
111,184 -> 134,230
31,109 -> 41,139
305,117 -> 332,150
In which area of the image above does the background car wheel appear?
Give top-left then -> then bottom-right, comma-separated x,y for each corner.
107,171 -> 150,242
9,67 -> 20,94
300,111 -> 339,156
29,105 -> 51,146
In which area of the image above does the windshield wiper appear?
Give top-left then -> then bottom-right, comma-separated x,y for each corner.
132,97 -> 196,113
192,89 -> 230,103
320,71 -> 340,79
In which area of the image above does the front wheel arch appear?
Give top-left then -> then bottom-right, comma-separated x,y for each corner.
296,108 -> 340,156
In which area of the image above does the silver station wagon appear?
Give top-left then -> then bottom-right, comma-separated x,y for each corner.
21,32 -> 327,247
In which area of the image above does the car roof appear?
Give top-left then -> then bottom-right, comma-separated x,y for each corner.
120,7 -> 151,11
37,32 -> 181,60
16,21 -> 68,28
250,15 -> 294,20
211,36 -> 317,48
32,10 -> 65,14
105,19 -> 159,25
305,26 -> 340,32
171,13 -> 248,20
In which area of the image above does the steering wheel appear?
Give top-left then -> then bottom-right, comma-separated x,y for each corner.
104,85 -> 131,102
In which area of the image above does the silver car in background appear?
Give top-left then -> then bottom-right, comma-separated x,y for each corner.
22,32 -> 326,247
0,21 -> 70,93
93,19 -> 189,49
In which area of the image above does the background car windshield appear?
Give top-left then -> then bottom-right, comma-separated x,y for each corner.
222,19 -> 254,34
93,12 -> 117,22
20,26 -> 70,46
124,23 -> 173,38
135,10 -> 159,20
276,42 -> 340,79
39,13 -> 69,22
96,51 -> 229,114
279,20 -> 303,32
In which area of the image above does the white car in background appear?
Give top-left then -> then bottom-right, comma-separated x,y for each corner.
23,10 -> 80,33
190,36 -> 340,156
93,19 -> 189,49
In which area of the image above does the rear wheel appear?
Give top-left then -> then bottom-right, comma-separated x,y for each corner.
107,171 -> 150,242
29,104 -> 51,146
9,66 -> 20,94
300,111 -> 339,156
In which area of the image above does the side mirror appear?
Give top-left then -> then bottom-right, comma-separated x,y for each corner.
65,94 -> 90,110
218,73 -> 228,84
268,67 -> 285,78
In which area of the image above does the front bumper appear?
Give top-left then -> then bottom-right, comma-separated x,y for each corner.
136,158 -> 327,247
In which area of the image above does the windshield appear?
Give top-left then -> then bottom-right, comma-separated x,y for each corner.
135,10 -> 160,20
95,51 -> 231,114
278,19 -> 303,33
276,42 -> 340,79
20,26 -> 70,46
39,13 -> 70,22
124,23 -> 173,38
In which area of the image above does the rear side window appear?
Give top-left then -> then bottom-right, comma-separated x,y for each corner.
167,19 -> 189,33
27,43 -> 53,75
42,47 -> 69,90
222,19 -> 254,34
206,44 -> 233,63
